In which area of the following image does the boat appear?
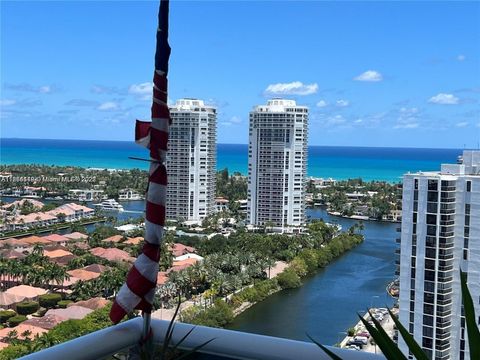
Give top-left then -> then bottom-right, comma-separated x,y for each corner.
94,199 -> 124,212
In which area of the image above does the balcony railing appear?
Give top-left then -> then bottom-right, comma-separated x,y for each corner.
20,318 -> 385,360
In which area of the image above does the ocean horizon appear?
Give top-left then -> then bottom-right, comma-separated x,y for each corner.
1,138 -> 464,183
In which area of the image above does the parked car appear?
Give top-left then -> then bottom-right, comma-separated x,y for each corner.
345,345 -> 361,351
377,308 -> 389,315
347,340 -> 364,348
353,336 -> 368,345
356,331 -> 370,338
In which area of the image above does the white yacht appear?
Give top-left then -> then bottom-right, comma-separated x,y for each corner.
94,199 -> 124,212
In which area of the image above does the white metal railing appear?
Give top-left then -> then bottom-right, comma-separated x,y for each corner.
20,317 -> 385,360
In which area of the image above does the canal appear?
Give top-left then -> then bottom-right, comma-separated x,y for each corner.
2,197 -> 398,345
226,207 -> 398,346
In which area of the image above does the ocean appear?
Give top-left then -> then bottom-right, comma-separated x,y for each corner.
0,138 -> 463,182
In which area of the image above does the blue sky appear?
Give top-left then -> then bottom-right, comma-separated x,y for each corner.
1,1 -> 479,148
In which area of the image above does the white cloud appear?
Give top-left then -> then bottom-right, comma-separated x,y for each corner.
456,121 -> 468,128
354,119 -> 363,124
354,70 -> 383,82
394,123 -> 419,129
65,99 -> 99,107
5,83 -> 57,94
97,102 -> 119,111
336,99 -> 349,107
395,107 -> 420,129
39,86 -> 51,94
457,54 -> 466,61
265,81 -> 318,96
316,100 -> 328,108
0,99 -> 16,106
428,93 -> 459,105
400,107 -> 418,114
327,115 -> 346,125
230,116 -> 242,124
91,85 -> 124,95
129,82 -> 153,95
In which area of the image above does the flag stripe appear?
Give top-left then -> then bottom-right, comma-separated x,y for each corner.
145,201 -> 166,226
149,166 -> 167,186
152,101 -> 170,119
127,266 -> 157,296
142,242 -> 161,262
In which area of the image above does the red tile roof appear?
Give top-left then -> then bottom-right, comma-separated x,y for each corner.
157,271 -> 169,285
45,306 -> 93,320
69,297 -> 110,310
101,235 -> 124,243
67,269 -> 100,281
170,243 -> 196,257
44,249 -> 74,259
90,247 -> 134,263
123,237 -> 144,245
42,234 -> 69,243
64,232 -> 88,241
0,324 -> 47,341
82,264 -> 108,274
23,314 -> 65,330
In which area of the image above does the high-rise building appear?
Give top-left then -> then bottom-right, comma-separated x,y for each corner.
166,99 -> 216,222
247,99 -> 308,231
398,150 -> 480,360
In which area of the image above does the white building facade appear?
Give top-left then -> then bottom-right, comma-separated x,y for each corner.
399,150 -> 480,360
166,99 -> 217,222
247,99 -> 308,230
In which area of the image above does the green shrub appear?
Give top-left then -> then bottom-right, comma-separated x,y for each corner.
57,300 -> 73,308
0,310 -> 16,324
38,293 -> 62,308
7,315 -> 27,327
230,295 -> 243,308
290,258 -> 308,278
16,301 -> 39,315
298,249 -> 319,274
277,268 -> 301,289
183,300 -> 234,328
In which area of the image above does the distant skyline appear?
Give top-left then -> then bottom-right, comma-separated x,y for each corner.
1,1 -> 480,148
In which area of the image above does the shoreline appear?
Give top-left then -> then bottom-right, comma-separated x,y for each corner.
221,235 -> 364,326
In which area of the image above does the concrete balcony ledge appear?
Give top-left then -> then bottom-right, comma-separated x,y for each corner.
20,318 -> 385,360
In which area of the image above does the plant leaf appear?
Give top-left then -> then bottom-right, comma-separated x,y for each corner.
460,271 -> 480,360
173,338 -> 216,360
161,298 -> 182,359
359,312 -> 407,360
387,308 -> 428,360
306,333 -> 343,360
170,326 -> 196,353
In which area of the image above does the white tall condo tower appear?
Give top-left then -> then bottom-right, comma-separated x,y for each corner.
166,99 -> 217,222
399,150 -> 480,360
247,99 -> 309,231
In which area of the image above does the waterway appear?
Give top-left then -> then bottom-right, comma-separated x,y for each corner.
2,197 -> 397,345
227,207 -> 397,346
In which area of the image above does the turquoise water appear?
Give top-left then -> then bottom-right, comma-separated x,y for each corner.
1,138 -> 462,182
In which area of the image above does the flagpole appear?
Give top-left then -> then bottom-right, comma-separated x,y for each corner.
141,0 -> 171,346
109,0 -> 171,353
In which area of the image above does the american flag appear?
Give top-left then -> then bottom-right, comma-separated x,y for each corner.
110,0 -> 171,324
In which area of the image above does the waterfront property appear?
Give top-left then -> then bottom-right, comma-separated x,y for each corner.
398,150 -> 480,360
166,99 -> 217,222
247,99 -> 309,232
1,201 -> 95,233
